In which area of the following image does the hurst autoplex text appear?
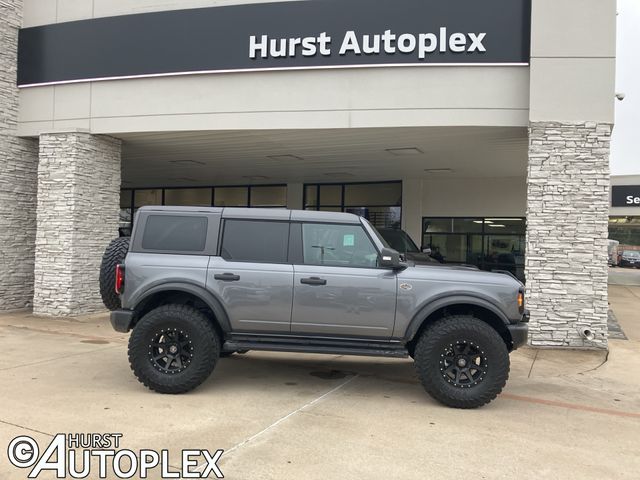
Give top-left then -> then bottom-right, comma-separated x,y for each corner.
249,28 -> 487,60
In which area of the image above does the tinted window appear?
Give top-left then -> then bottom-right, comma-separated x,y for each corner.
379,229 -> 419,253
142,215 -> 208,252
221,220 -> 289,263
302,223 -> 379,268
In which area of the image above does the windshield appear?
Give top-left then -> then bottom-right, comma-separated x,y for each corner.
622,250 -> 640,257
377,228 -> 420,253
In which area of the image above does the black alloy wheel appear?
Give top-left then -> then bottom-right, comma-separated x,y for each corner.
128,304 -> 220,394
414,315 -> 510,409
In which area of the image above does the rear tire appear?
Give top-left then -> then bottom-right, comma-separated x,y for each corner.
99,237 -> 130,311
128,304 -> 220,394
414,315 -> 509,409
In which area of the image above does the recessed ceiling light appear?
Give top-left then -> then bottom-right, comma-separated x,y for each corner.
169,160 -> 205,166
386,147 -> 424,156
488,224 -> 506,228
267,154 -> 303,161
424,168 -> 453,173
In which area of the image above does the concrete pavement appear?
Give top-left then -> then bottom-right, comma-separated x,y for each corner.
0,287 -> 639,479
608,266 -> 640,286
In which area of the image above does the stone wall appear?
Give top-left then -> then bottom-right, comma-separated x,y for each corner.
34,133 -> 122,316
526,121 -> 611,348
0,0 -> 39,310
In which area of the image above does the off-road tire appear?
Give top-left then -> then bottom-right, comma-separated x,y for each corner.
128,304 -> 220,394
99,237 -> 130,311
414,315 -> 509,409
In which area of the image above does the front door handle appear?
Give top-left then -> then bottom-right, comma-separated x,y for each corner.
300,277 -> 327,286
214,273 -> 241,282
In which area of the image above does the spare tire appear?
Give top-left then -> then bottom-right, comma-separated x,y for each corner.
99,237 -> 130,311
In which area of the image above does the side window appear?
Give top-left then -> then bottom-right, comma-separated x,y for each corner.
221,220 -> 289,263
142,215 -> 208,252
302,223 -> 379,268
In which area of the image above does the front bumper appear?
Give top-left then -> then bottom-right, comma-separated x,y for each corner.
507,323 -> 529,350
110,309 -> 135,333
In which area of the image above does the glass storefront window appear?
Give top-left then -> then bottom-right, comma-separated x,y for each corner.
214,187 -> 248,207
250,185 -> 287,207
134,189 -> 162,207
164,188 -> 212,206
485,218 -> 526,235
319,185 -> 342,206
452,218 -> 483,233
119,190 -> 133,234
423,218 -> 453,233
344,183 -> 401,207
305,181 -> 403,230
346,206 -> 401,230
422,216 -> 526,282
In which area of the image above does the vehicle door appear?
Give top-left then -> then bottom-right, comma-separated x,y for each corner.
207,217 -> 293,333
290,221 -> 397,338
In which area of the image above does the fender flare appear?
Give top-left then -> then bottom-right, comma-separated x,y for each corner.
133,282 -> 232,333
403,294 -> 510,342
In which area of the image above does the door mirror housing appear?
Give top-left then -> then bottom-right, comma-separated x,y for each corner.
379,247 -> 407,270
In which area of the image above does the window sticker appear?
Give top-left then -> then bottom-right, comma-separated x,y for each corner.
343,234 -> 355,247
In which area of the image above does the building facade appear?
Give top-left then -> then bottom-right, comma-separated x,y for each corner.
0,0 -> 617,348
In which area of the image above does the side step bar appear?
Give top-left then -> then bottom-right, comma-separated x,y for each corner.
223,334 -> 409,358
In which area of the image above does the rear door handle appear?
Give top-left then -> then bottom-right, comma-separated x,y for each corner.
300,277 -> 327,286
214,273 -> 241,282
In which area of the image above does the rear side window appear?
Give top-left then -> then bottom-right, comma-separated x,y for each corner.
142,215 -> 208,252
221,220 -> 289,263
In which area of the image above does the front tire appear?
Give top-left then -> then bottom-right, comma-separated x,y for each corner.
414,315 -> 509,409
128,304 -> 220,394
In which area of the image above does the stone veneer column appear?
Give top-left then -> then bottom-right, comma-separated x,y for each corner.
0,0 -> 39,310
34,133 -> 122,316
526,121 -> 611,348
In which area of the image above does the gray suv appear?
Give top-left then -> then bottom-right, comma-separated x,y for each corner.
104,206 -> 528,408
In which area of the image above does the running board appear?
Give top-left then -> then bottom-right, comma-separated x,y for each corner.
223,334 -> 409,358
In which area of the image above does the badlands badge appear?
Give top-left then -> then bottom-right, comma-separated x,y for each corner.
399,283 -> 413,291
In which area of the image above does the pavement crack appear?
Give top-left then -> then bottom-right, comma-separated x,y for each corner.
579,349 -> 610,374
0,419 -> 54,438
527,349 -> 540,378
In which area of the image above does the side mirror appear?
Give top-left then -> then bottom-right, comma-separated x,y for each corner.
379,247 -> 406,270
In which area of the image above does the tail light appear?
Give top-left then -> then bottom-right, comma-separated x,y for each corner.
115,264 -> 125,295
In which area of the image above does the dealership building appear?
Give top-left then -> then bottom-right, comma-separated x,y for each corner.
0,0 -> 618,348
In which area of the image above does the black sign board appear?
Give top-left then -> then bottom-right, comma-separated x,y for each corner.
18,0 -> 531,87
612,185 -> 640,207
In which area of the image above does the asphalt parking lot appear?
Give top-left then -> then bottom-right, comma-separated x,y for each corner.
1,286 -> 639,479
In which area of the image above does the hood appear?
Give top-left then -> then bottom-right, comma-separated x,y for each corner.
401,262 -> 523,288
404,252 -> 479,270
